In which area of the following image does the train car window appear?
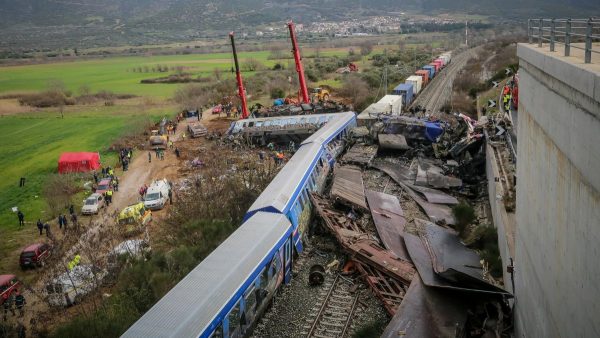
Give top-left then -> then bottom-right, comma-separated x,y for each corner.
260,266 -> 268,289
248,122 -> 254,127
244,286 -> 257,316
303,189 -> 309,203
227,301 -> 240,337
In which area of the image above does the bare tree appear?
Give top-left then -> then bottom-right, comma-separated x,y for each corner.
359,41 -> 374,56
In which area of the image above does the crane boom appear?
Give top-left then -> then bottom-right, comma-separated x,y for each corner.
229,32 -> 250,119
287,22 -> 310,104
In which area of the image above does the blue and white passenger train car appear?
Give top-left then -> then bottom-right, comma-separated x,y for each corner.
123,112 -> 357,338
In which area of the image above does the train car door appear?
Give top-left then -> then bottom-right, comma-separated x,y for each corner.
284,237 -> 292,284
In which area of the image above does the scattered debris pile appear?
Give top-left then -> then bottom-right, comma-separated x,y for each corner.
309,110 -> 515,337
252,100 -> 350,118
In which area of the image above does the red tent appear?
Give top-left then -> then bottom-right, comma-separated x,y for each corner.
58,152 -> 101,174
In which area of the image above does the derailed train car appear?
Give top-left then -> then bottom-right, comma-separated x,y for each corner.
122,112 -> 357,338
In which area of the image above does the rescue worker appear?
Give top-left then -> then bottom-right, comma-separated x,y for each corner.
113,177 -> 119,192
17,210 -> 24,227
148,151 -> 152,163
62,214 -> 68,231
105,190 -> 113,205
168,189 -> 173,205
44,223 -> 51,238
68,254 -> 81,271
57,214 -> 64,230
37,219 -> 43,235
14,293 -> 25,317
175,147 -> 180,158
71,213 -> 78,230
69,204 -> 74,215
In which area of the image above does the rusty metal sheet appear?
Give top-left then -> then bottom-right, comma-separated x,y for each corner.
341,144 -> 378,166
355,262 -> 407,316
331,166 -> 368,210
365,190 -> 410,261
418,219 -> 508,294
372,163 -> 455,225
404,224 -> 510,296
378,134 -> 410,150
349,239 -> 415,285
381,276 -> 469,338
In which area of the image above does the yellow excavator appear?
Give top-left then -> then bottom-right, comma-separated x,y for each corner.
311,87 -> 330,103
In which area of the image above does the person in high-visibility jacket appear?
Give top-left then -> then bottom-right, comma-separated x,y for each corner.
105,190 -> 113,205
68,254 -> 81,271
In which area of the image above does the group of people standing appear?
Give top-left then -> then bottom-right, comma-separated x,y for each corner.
119,148 -> 133,171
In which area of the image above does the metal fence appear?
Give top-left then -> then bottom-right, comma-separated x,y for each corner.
527,18 -> 600,63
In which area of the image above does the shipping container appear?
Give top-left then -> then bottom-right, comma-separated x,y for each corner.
423,65 -> 436,78
435,58 -> 445,68
415,70 -> 429,86
438,55 -> 450,65
406,75 -> 423,94
430,62 -> 441,72
392,83 -> 414,106
361,95 -> 403,116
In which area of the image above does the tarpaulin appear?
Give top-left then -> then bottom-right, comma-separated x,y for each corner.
58,152 -> 100,174
424,122 -> 444,142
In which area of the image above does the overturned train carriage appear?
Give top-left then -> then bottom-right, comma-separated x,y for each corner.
123,112 -> 357,338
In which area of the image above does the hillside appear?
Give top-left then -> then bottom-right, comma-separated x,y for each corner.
0,0 -> 597,51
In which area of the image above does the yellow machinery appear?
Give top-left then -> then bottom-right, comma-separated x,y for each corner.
311,87 -> 330,103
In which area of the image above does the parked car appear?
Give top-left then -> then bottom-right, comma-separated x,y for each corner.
96,178 -> 113,195
212,104 -> 222,115
143,179 -> 171,211
45,265 -> 107,307
81,193 -> 105,215
19,243 -> 52,269
0,275 -> 20,305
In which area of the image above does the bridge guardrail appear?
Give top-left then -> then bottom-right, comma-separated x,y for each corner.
527,18 -> 600,63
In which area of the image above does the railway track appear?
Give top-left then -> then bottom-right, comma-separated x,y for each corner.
411,46 -> 482,114
302,275 -> 359,338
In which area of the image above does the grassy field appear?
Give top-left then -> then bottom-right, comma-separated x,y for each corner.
0,49 -> 351,98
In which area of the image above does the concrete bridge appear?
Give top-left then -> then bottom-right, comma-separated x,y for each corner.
515,39 -> 600,337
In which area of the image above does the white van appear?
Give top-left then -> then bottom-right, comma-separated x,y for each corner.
45,265 -> 107,307
143,179 -> 171,210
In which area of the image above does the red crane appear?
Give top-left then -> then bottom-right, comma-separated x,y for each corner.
229,32 -> 249,119
287,21 -> 310,104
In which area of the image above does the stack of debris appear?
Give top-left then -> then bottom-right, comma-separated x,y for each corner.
311,111 -> 514,336
252,100 -> 349,118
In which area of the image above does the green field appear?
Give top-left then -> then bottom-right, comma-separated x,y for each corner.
0,49 -> 350,98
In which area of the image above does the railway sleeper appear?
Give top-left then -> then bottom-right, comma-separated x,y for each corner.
321,320 -> 346,328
